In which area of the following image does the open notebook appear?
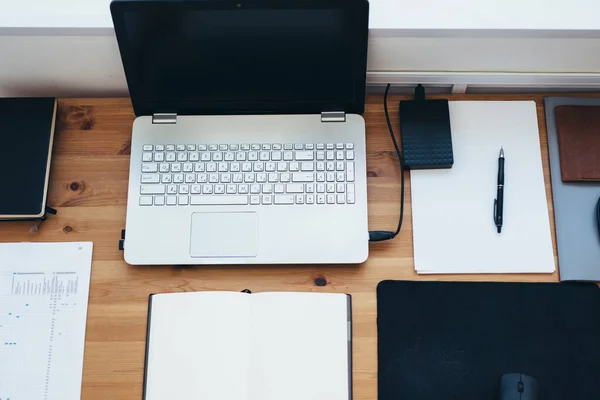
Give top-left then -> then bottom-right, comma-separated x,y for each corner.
143,291 -> 352,400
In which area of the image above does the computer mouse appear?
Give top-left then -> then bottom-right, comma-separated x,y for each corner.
498,373 -> 539,400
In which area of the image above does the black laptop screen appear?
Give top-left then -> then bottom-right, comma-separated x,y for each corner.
112,1 -> 369,116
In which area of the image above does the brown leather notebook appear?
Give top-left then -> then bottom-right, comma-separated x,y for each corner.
555,105 -> 600,182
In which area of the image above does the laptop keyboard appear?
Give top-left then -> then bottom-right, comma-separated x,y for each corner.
138,142 -> 356,206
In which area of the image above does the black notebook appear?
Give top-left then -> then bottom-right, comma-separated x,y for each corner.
0,97 -> 57,219
143,291 -> 352,400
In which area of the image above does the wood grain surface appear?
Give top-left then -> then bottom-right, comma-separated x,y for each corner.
0,94 -> 583,400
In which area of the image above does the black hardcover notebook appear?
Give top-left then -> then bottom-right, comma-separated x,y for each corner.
0,98 -> 57,219
143,291 -> 352,400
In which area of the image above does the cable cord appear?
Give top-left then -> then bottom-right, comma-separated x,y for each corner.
369,83 -> 406,242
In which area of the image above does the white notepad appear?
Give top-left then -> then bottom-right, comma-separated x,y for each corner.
410,101 -> 555,274
144,291 -> 352,400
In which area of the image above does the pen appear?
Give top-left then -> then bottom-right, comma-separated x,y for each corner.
494,147 -> 505,233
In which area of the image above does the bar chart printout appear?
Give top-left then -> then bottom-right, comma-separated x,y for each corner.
0,242 -> 93,400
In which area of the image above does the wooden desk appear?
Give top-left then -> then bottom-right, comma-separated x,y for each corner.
0,94 -> 565,400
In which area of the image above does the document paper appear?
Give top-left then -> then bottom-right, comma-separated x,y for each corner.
410,101 -> 555,274
0,242 -> 93,400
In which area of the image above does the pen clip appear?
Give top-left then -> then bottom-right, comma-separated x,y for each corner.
493,198 -> 498,224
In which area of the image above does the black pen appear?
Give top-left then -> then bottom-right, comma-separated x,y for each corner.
494,147 -> 505,233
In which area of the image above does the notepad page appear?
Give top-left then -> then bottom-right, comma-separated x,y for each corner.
250,293 -> 350,400
145,292 -> 251,400
410,101 -> 555,274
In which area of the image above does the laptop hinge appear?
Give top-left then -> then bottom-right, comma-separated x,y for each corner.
152,113 -> 177,124
321,111 -> 346,123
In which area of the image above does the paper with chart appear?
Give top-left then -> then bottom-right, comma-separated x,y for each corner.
410,101 -> 555,274
0,242 -> 93,400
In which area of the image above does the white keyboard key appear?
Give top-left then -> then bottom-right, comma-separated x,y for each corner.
215,184 -> 225,194
159,163 -> 170,172
218,162 -> 228,172
208,144 -> 218,151
191,195 -> 249,206
327,194 -> 335,204
259,151 -> 270,161
274,184 -> 285,194
241,144 -> 250,151
245,173 -> 255,183
213,152 -> 223,161
221,173 -> 232,183
154,196 -> 165,206
316,151 -> 325,161
209,173 -> 219,183
183,163 -> 193,172
166,152 -> 176,162
176,144 -> 186,151
250,184 -> 261,194
201,152 -> 211,161
317,144 -> 325,150
346,150 -> 355,160
327,183 -> 335,193
336,150 -> 344,160
317,194 -> 325,204
316,172 -> 325,182
156,144 -> 166,151
347,183 -> 355,194
257,173 -> 267,183
219,144 -> 228,151
230,144 -> 239,150
326,151 -> 335,160
289,162 -> 300,172
179,195 -> 189,205
250,195 -> 260,205
242,162 -> 253,172
337,183 -> 345,193
306,144 -> 314,150
294,144 -> 303,150
233,173 -> 243,183
274,195 -> 294,204
262,144 -> 272,150
143,144 -> 153,151
286,183 -> 304,193
187,145 -> 196,151
306,194 -> 315,204
249,151 -> 259,161
194,162 -> 205,172
191,184 -> 201,194
173,174 -> 184,183
236,152 -> 246,161
185,173 -> 196,183
142,152 -> 153,162
197,173 -> 207,183
347,162 -> 355,182
336,143 -> 344,150
347,193 -> 355,204
306,183 -> 315,193
268,173 -> 278,183
336,161 -> 345,171
230,162 -> 241,172
262,195 -> 273,205
251,144 -> 261,150
316,161 -> 325,171
273,144 -> 282,150
284,143 -> 293,150
277,162 -> 288,172
171,163 -> 182,172
142,163 -> 158,173
239,184 -> 249,194
167,184 -> 177,194
292,172 -> 314,182
154,152 -> 165,162
206,162 -> 217,172
262,183 -> 273,194
139,196 -> 153,206
141,174 -> 160,184
295,151 -> 313,161
198,145 -> 207,151
326,172 -> 335,182
179,184 -> 189,194
202,184 -> 213,194
166,145 -> 175,151
327,143 -> 335,150
189,152 -> 199,162
280,173 -> 290,182
254,162 -> 264,172
272,151 -> 282,161
336,172 -> 345,182
317,183 -> 325,193
224,152 -> 235,161
301,162 -> 314,171
266,162 -> 276,172
166,196 -> 177,206
177,152 -> 188,162
346,143 -> 354,150
283,151 -> 293,161
296,194 -> 304,204
326,162 -> 335,171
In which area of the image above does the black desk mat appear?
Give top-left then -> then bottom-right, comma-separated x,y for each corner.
377,280 -> 600,399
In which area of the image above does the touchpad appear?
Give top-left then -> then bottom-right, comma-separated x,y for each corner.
190,212 -> 258,258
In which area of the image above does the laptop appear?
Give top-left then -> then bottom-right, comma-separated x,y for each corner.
111,0 -> 370,265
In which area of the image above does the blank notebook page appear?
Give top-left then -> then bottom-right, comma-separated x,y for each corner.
410,101 -> 555,274
144,292 -> 350,400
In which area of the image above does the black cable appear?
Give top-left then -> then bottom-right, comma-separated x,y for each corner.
369,83 -> 406,242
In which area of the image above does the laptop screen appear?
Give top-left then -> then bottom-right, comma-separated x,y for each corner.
111,1 -> 369,116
